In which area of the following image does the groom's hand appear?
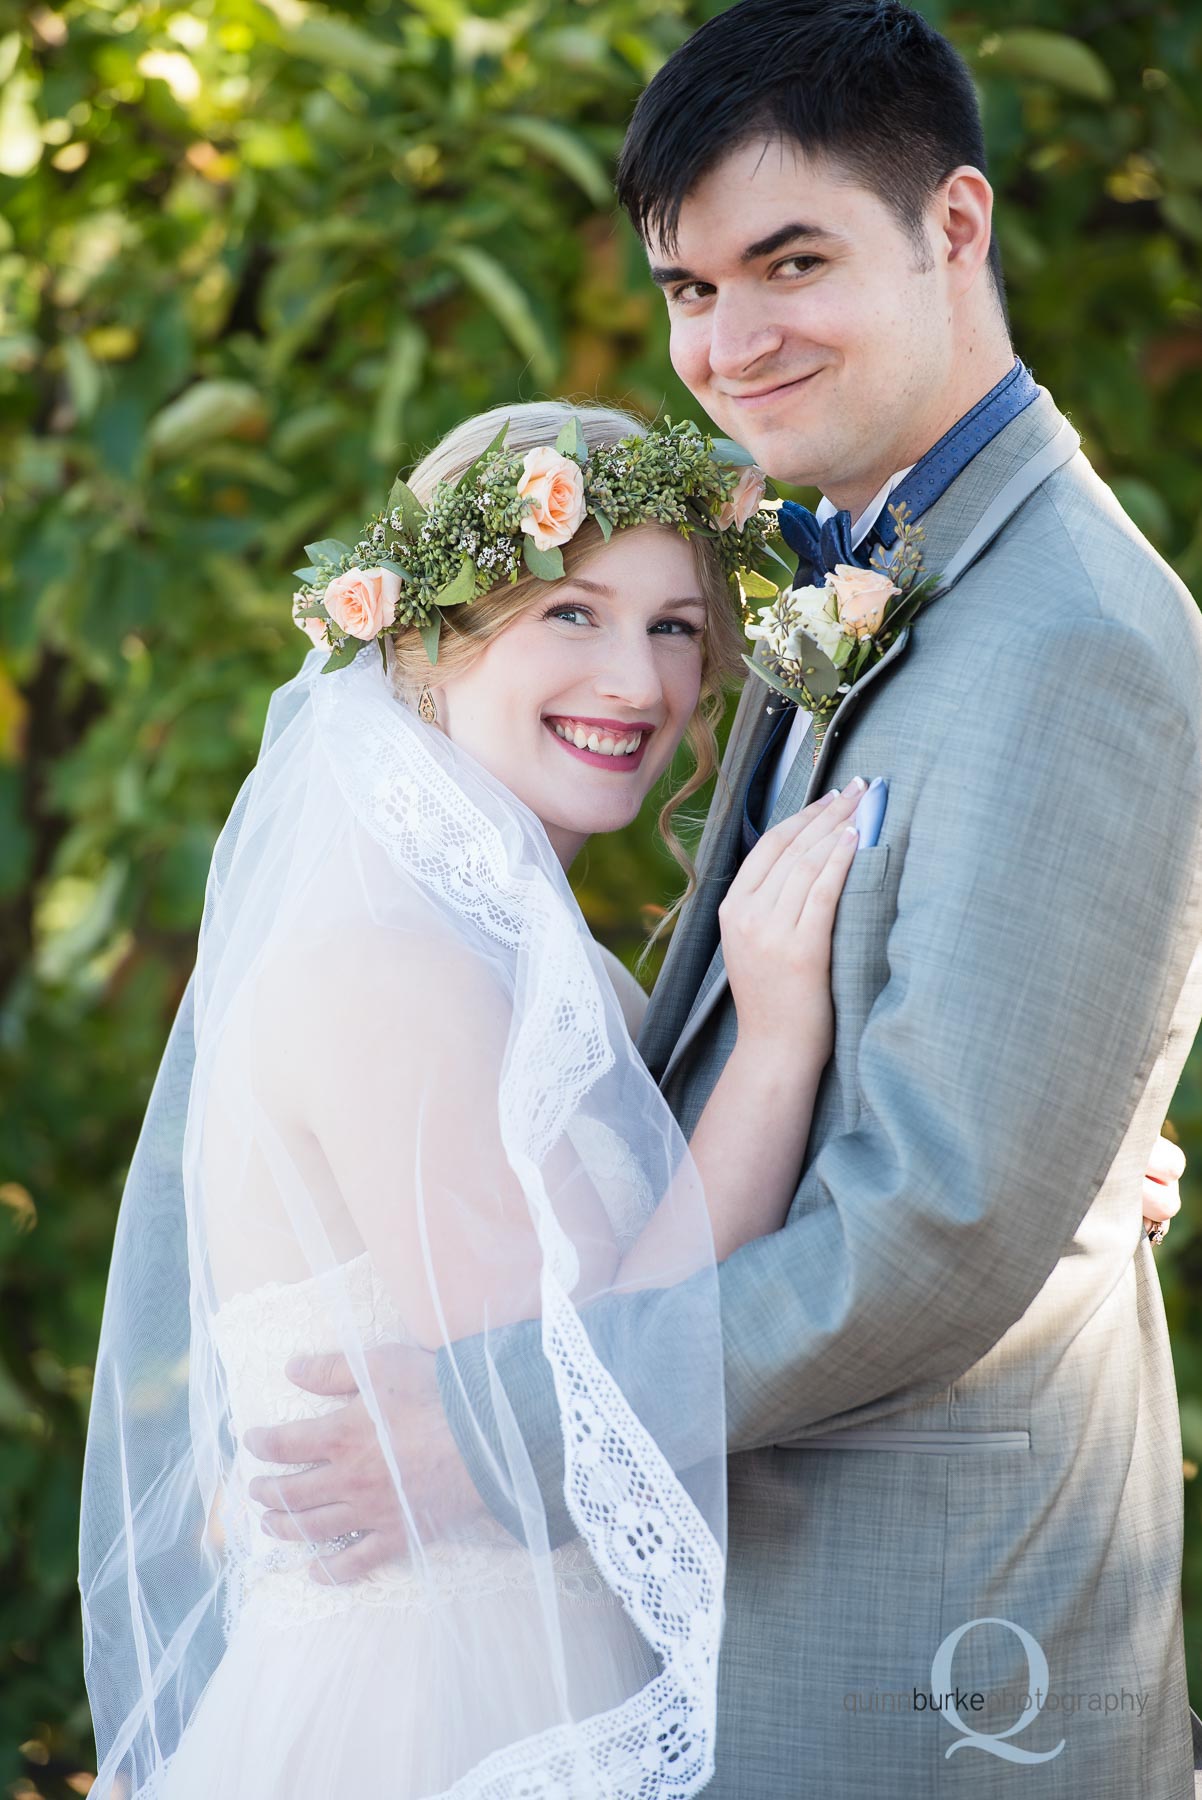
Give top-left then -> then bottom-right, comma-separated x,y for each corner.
242,1342 -> 486,1583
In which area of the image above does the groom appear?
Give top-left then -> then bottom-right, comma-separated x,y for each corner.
245,4 -> 1202,1792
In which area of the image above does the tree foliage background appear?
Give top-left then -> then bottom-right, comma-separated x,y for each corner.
1,0 -> 1200,1790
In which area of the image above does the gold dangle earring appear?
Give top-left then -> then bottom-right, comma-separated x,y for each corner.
417,686 -> 438,725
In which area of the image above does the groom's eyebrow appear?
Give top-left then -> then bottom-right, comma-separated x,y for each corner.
647,223 -> 845,286
648,222 -> 840,286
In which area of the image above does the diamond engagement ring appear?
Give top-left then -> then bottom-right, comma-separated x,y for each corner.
326,1529 -> 366,1553
1145,1220 -> 1168,1246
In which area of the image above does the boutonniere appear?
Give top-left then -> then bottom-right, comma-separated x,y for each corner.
742,502 -> 941,764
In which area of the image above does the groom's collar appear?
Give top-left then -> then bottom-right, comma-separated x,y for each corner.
908,385 -> 1070,582
815,464 -> 915,552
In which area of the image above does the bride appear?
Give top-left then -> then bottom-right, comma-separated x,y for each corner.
78,400 -> 865,1800
78,401 -> 1184,1799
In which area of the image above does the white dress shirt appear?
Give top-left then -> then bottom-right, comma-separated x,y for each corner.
762,465 -> 915,820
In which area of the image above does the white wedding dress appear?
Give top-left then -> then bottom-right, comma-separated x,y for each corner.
161,1246 -> 659,1798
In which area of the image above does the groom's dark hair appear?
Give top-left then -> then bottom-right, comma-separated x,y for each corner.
616,0 -> 1007,313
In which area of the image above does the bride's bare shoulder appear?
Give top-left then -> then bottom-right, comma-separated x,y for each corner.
251,923 -> 511,1091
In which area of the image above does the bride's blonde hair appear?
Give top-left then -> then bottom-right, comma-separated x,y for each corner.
389,400 -> 745,933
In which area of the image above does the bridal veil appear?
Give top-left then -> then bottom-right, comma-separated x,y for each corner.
78,646 -> 727,1798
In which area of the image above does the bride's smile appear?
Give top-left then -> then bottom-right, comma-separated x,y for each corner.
430,523 -> 714,867
543,716 -> 654,765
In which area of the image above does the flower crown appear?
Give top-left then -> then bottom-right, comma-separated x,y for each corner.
291,416 -> 789,672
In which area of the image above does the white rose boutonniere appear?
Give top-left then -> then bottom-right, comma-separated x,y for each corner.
742,501 -> 941,763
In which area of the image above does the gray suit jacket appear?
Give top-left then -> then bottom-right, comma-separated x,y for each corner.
438,390 -> 1202,1797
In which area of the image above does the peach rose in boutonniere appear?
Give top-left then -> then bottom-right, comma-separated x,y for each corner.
826,563 -> 899,640
517,446 -> 587,551
323,567 -> 402,641
715,464 -> 767,532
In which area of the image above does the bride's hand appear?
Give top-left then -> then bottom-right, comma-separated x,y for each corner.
718,778 -> 865,1064
1142,1132 -> 1185,1243
243,1342 -> 486,1583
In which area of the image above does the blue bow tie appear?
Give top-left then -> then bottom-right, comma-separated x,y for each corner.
777,501 -> 875,579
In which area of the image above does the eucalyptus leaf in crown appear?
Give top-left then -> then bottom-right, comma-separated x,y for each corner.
742,501 -> 942,763
291,416 -> 788,674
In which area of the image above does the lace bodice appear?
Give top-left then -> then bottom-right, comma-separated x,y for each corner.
212,1252 -> 612,1627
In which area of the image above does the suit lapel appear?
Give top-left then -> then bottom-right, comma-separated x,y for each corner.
654,387 -> 1082,1094
637,676 -> 781,1079
767,627 -> 913,827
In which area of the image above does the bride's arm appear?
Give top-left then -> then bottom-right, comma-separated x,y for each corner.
616,783 -> 863,1284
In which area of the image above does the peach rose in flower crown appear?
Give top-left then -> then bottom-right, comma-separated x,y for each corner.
715,464 -> 767,532
323,566 -> 402,641
517,447 -> 587,551
825,563 -> 899,640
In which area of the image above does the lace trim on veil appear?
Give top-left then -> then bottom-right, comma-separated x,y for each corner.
314,656 -> 724,1800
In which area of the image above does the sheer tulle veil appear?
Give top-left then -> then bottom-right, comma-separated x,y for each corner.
79,640 -> 727,1797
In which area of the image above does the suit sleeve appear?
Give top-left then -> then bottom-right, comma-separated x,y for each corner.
439,612 -> 1201,1522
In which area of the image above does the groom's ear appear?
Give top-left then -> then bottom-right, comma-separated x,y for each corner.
932,166 -> 997,301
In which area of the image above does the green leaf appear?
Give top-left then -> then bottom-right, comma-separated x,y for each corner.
749,630 -> 843,699
438,245 -> 556,388
884,576 -> 940,635
278,15 -> 401,82
371,323 -> 426,464
710,435 -> 757,468
304,538 -> 353,565
522,538 -> 566,580
419,615 -> 441,667
498,116 -> 611,208
429,555 -> 477,609
1160,193 -> 1202,245
793,638 -> 843,697
974,30 -> 1113,102
377,559 -> 411,580
292,565 -> 323,583
741,654 -> 806,708
145,380 -> 266,464
555,417 -> 588,463
384,478 -> 425,536
480,421 -> 511,459
320,638 -> 365,674
0,65 -> 42,179
759,539 -> 798,578
590,507 -> 614,543
460,420 -> 512,489
739,569 -> 780,600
